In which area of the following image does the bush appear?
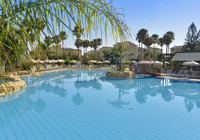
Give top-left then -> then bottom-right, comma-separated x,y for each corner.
21,61 -> 32,70
64,60 -> 70,65
117,63 -> 126,71
82,60 -> 89,65
48,54 -> 57,60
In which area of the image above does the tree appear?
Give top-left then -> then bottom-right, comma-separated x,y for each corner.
75,39 -> 83,60
163,31 -> 175,54
143,37 -> 154,60
158,38 -> 164,53
93,38 -> 102,50
111,43 -> 126,71
73,26 -> 84,61
93,38 -> 102,59
44,36 -> 52,56
82,40 -> 90,55
0,22 -> 24,71
185,23 -> 200,52
22,18 -> 46,51
59,31 -> 67,48
44,36 -> 52,48
102,50 -> 111,60
72,26 -> 84,39
152,34 -> 159,60
52,35 -> 61,58
136,29 -> 148,60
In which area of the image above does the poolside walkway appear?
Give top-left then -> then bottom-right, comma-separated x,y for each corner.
158,73 -> 200,82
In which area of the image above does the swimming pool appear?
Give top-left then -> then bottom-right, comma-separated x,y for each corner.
0,69 -> 200,139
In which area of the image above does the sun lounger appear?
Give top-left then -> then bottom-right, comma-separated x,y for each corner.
183,70 -> 189,78
172,70 -> 183,77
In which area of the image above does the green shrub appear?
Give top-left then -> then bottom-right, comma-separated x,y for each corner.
64,60 -> 70,65
21,61 -> 32,70
82,61 -> 89,65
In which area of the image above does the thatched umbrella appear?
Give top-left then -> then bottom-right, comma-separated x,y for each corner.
36,59 -> 44,63
183,60 -> 199,66
138,61 -> 150,65
103,60 -> 110,63
44,60 -> 51,63
70,60 -> 77,64
51,59 -> 57,63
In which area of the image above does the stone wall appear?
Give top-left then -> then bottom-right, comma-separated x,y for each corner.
106,71 -> 135,79
0,76 -> 27,96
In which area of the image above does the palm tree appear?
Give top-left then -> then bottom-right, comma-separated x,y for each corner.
59,31 -> 67,48
93,38 -> 102,59
143,37 -> 154,60
72,26 -> 84,39
52,34 -> 61,58
82,40 -> 90,55
158,38 -> 164,53
44,36 -> 52,48
112,44 -> 126,71
136,29 -> 148,61
93,38 -> 102,50
102,50 -> 111,61
152,34 -> 159,60
163,31 -> 175,54
44,36 -> 52,56
75,39 -> 83,60
72,26 -> 84,61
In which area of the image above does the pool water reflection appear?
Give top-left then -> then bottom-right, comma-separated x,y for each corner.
0,69 -> 200,139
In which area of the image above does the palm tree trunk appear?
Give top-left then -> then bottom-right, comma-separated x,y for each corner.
141,44 -> 143,61
56,45 -> 58,59
78,47 -> 80,61
153,44 -> 155,61
138,42 -> 140,61
120,52 -> 122,71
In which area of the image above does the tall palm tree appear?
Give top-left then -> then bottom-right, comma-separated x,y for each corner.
82,40 -> 90,55
73,26 -> 84,61
72,26 -> 84,39
152,34 -> 159,60
143,36 -> 154,60
93,38 -> 102,59
163,31 -> 175,54
136,29 -> 148,61
44,36 -> 52,56
59,31 -> 67,48
52,34 -> 61,58
158,38 -> 164,53
75,39 -> 83,60
115,44 -> 124,71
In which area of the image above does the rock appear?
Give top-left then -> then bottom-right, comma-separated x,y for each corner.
106,71 -> 135,79
0,77 -> 27,96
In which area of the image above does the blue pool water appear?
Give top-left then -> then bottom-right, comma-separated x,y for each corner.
0,69 -> 200,139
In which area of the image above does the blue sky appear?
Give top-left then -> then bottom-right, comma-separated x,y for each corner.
62,0 -> 200,52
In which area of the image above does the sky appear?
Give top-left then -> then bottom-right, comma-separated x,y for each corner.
62,0 -> 200,52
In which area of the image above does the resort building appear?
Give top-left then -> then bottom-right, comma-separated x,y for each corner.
62,48 -> 82,56
170,45 -> 185,53
149,47 -> 162,60
113,41 -> 138,60
49,45 -> 63,55
138,47 -> 162,60
86,49 -> 99,56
